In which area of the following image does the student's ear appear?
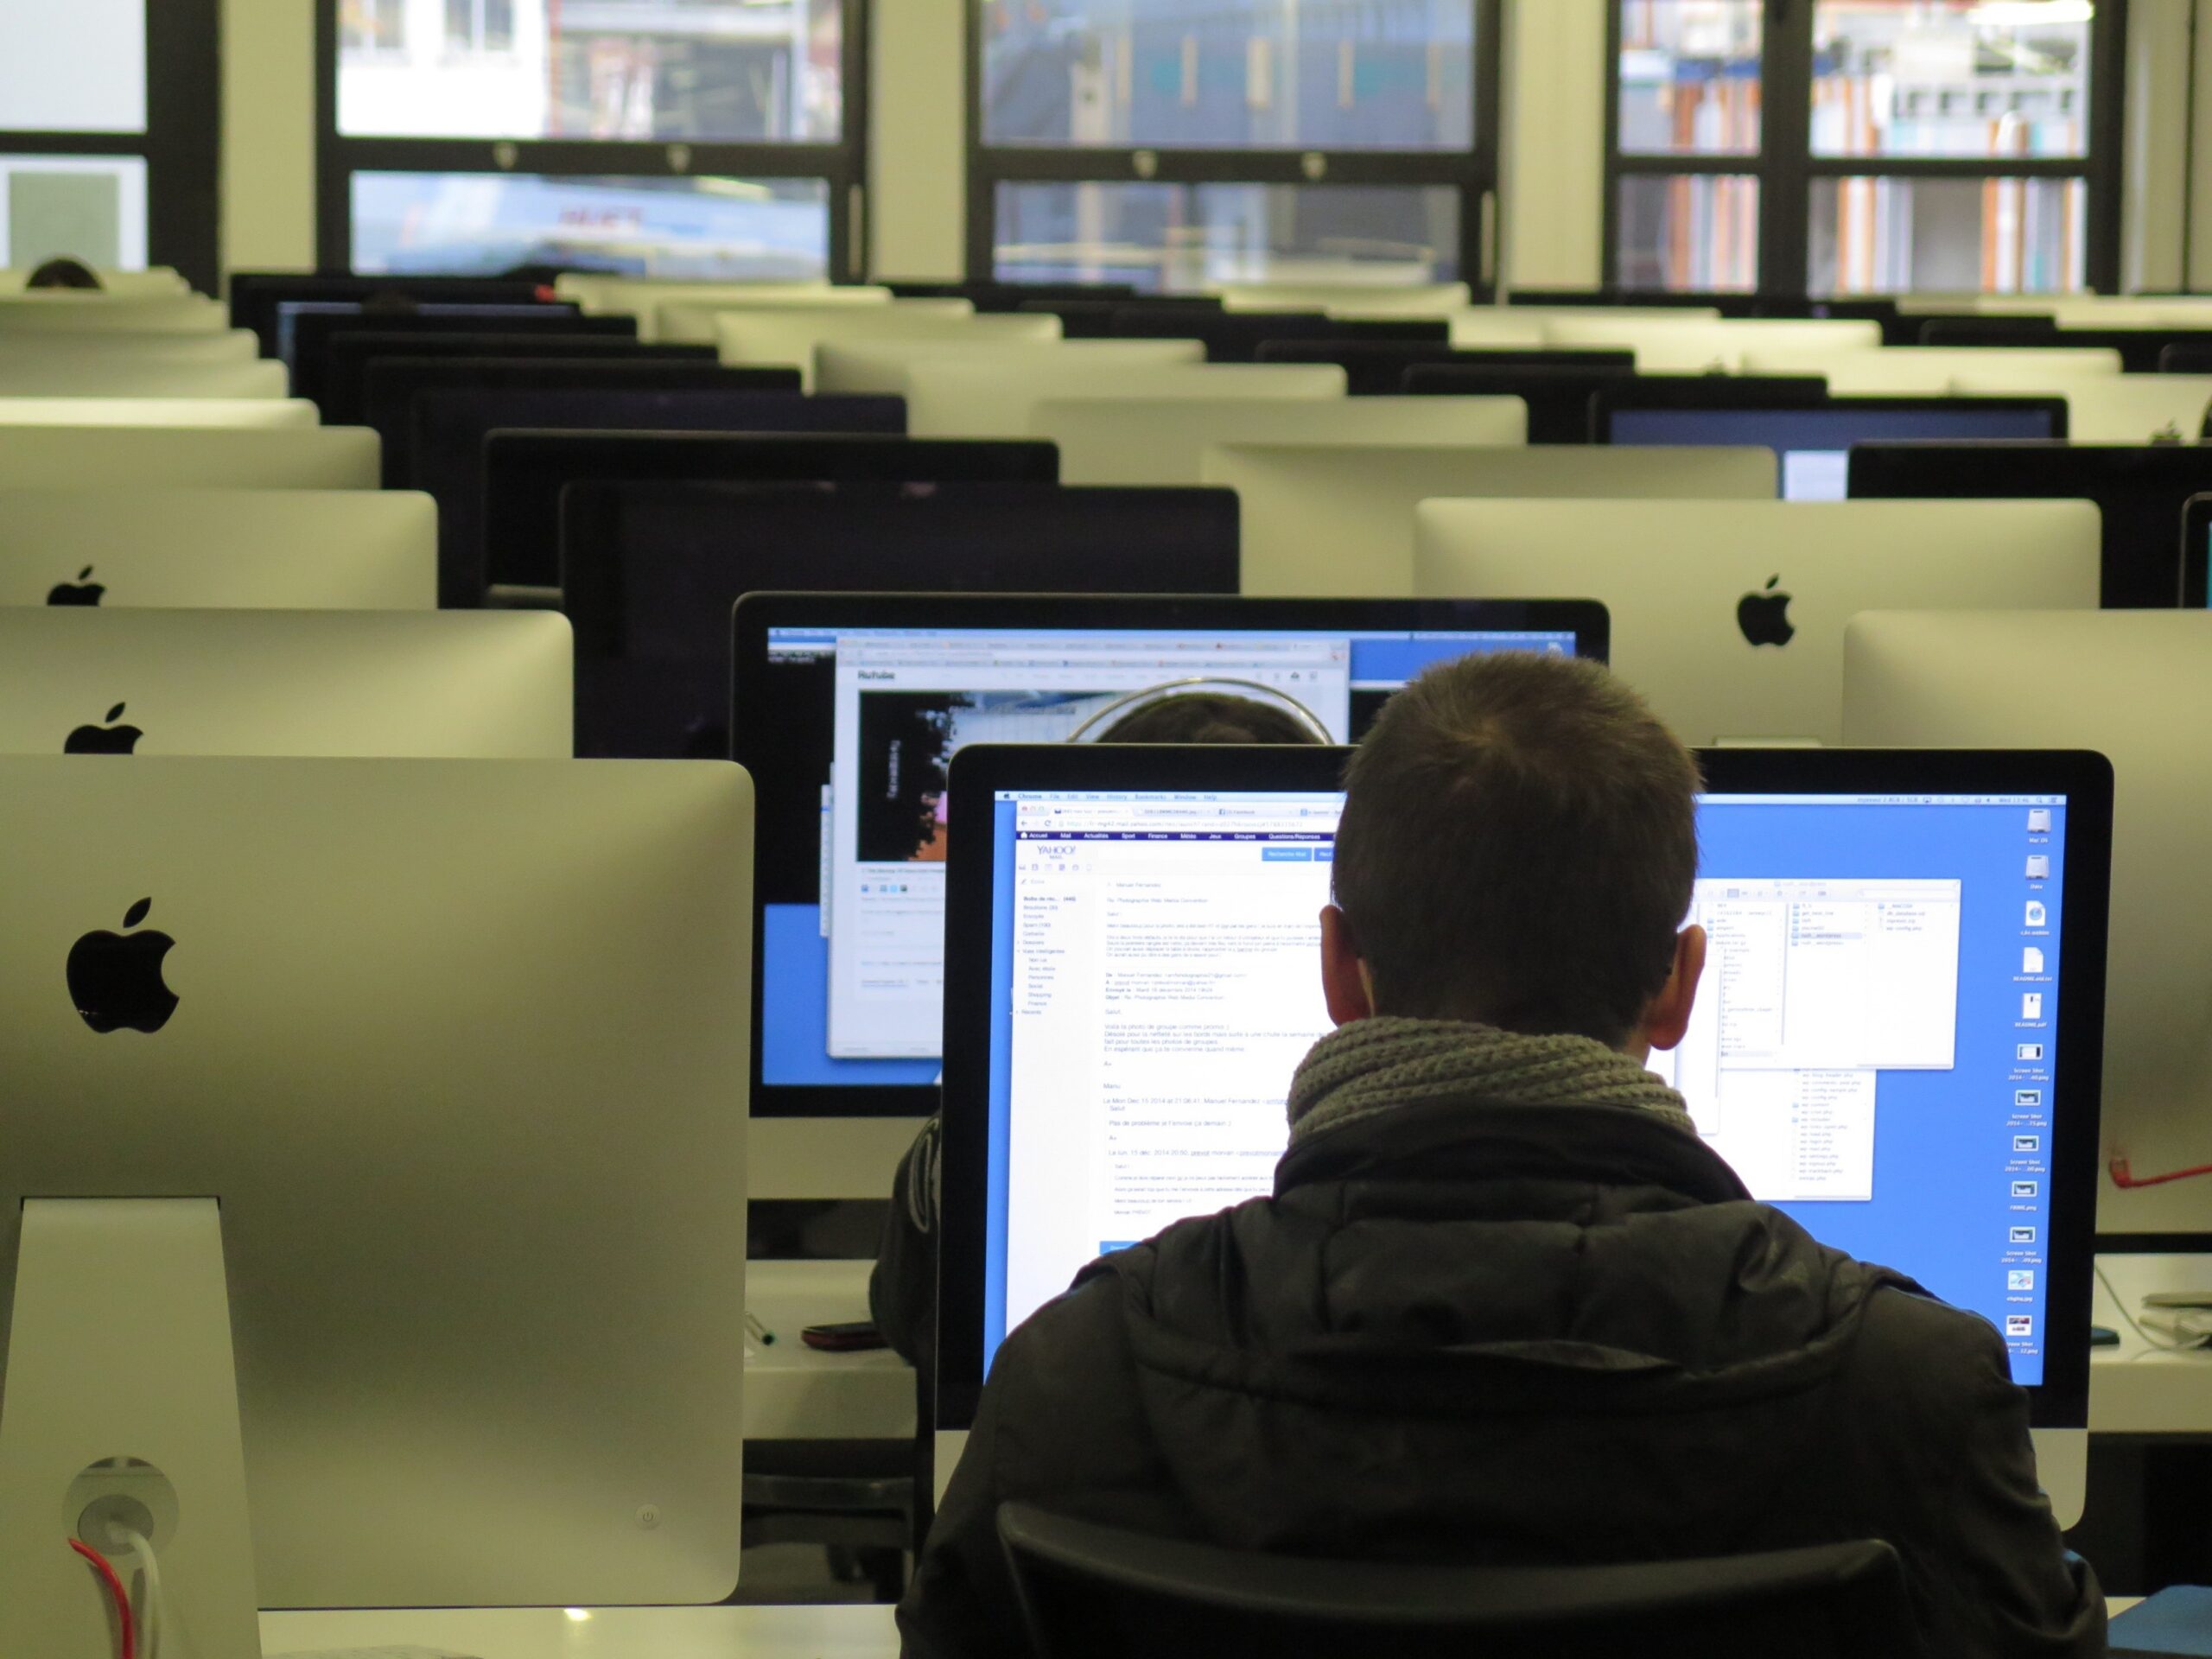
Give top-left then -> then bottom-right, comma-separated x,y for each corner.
1320,905 -> 1375,1027
1640,925 -> 1707,1053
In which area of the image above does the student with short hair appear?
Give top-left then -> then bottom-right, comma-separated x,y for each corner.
899,652 -> 2102,1659
25,257 -> 101,290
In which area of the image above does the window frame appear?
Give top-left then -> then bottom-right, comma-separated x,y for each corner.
315,0 -> 872,280
1602,0 -> 2127,296
963,0 -> 1504,295
0,0 -> 221,293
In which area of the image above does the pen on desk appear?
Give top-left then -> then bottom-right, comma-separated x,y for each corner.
746,1312 -> 776,1346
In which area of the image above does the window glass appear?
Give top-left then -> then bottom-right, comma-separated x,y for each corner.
338,0 -> 842,143
1809,173 -> 2087,293
980,0 -> 1476,151
994,181 -> 1459,292
1617,0 -> 1763,156
0,154 -> 148,270
1616,171 -> 1759,291
351,172 -> 830,280
1812,0 -> 2091,160
0,0 -> 148,133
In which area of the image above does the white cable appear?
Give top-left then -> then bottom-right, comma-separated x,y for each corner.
112,1527 -> 162,1659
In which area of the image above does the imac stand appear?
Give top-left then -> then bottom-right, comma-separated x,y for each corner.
0,1198 -> 262,1658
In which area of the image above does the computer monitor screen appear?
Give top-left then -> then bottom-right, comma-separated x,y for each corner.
938,745 -> 2109,1434
2185,493 -> 2211,608
1608,399 -> 2065,502
232,275 -> 545,355
734,595 -> 1607,1119
1849,442 -> 2200,609
422,391 -> 895,606
280,302 -> 608,399
365,356 -> 766,487
483,430 -> 1041,596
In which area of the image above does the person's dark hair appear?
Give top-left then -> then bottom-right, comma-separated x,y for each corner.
1096,691 -> 1319,746
1332,653 -> 1700,1046
26,257 -> 101,290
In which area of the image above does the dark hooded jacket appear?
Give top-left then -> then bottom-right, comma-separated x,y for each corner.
899,1100 -> 2102,1658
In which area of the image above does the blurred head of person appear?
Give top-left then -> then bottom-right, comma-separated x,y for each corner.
26,257 -> 101,291
1092,690 -> 1325,747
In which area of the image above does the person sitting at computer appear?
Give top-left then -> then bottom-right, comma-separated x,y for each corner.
869,688 -> 1325,1380
25,256 -> 101,290
899,652 -> 2101,1659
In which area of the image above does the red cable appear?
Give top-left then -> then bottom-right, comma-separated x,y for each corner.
2110,1154 -> 2212,1190
68,1538 -> 135,1659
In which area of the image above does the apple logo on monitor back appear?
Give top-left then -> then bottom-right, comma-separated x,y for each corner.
47,566 -> 105,607
67,897 -> 179,1033
64,702 -> 143,755
1737,575 -> 1796,648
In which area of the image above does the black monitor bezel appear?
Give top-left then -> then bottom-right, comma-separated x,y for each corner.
936,742 -> 2113,1433
732,592 -> 1609,1122
1595,390 -> 2072,446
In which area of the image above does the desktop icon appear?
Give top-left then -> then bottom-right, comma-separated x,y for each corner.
2018,1044 -> 2046,1062
2010,1226 -> 2038,1245
2025,901 -> 2047,928
2022,994 -> 2044,1020
65,897 -> 180,1034
2015,1090 -> 2044,1109
2022,947 -> 2045,976
2014,1135 -> 2042,1154
1735,576 -> 1796,649
2026,855 -> 2050,880
2006,1315 -> 2035,1338
2028,809 -> 2052,834
2012,1180 -> 2040,1199
62,702 -> 143,757
2009,1270 -> 2037,1292
46,564 -> 105,607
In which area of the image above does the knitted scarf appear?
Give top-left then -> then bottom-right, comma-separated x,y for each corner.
1287,1016 -> 1700,1147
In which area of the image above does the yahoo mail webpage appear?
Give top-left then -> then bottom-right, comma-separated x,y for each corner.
757,625 -> 1577,1086
982,788 -> 2067,1387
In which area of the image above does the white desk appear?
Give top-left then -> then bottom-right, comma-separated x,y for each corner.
2090,1253 -> 2212,1434
745,1260 -> 913,1442
263,1604 -> 897,1658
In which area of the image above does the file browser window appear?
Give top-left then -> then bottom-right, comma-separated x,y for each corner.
982,787 -> 2068,1389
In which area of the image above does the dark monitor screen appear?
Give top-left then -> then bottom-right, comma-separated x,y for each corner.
412,387 -> 860,606
731,590 -> 1607,1119
2184,493 -> 2212,608
1107,310 -> 1448,363
232,274 -> 545,354
284,304 -> 623,410
357,344 -> 725,474
1609,398 -> 2067,501
1848,442 -> 2197,608
318,326 -> 671,427
571,480 -> 1242,760
1255,342 -> 1636,397
1402,362 -> 1639,443
480,429 -> 1038,599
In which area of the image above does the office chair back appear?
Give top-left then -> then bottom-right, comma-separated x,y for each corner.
996,1503 -> 1916,1659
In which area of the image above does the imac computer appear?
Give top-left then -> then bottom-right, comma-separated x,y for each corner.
0,397 -> 315,429
1845,611 -> 2212,1236
0,610 -> 571,758
1103,310 -> 1446,363
1029,396 -> 1527,486
1414,499 -> 2101,746
422,391 -> 899,604
477,430 -> 1049,599
1598,391 -> 2067,502
0,490 -> 435,610
1255,343 -> 1634,398
1848,442 -> 2206,609
1201,442 -> 1778,597
229,274 -> 548,353
731,591 -> 1606,1125
1403,361 -> 1640,444
714,306 -> 1060,392
937,741 -> 2111,1528
0,755 -> 751,1651
577,486 -> 1245,759
319,331 -> 715,430
0,358 -> 290,401
2186,494 -> 2212,608
365,358 -> 785,486
281,304 -> 612,400
0,428 -> 381,493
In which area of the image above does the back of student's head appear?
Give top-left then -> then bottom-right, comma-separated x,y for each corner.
1332,653 -> 1700,1046
26,257 -> 101,291
1095,690 -> 1320,747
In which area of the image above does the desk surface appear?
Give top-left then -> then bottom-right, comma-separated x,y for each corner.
746,1260 -> 912,1441
264,1605 -> 898,1658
